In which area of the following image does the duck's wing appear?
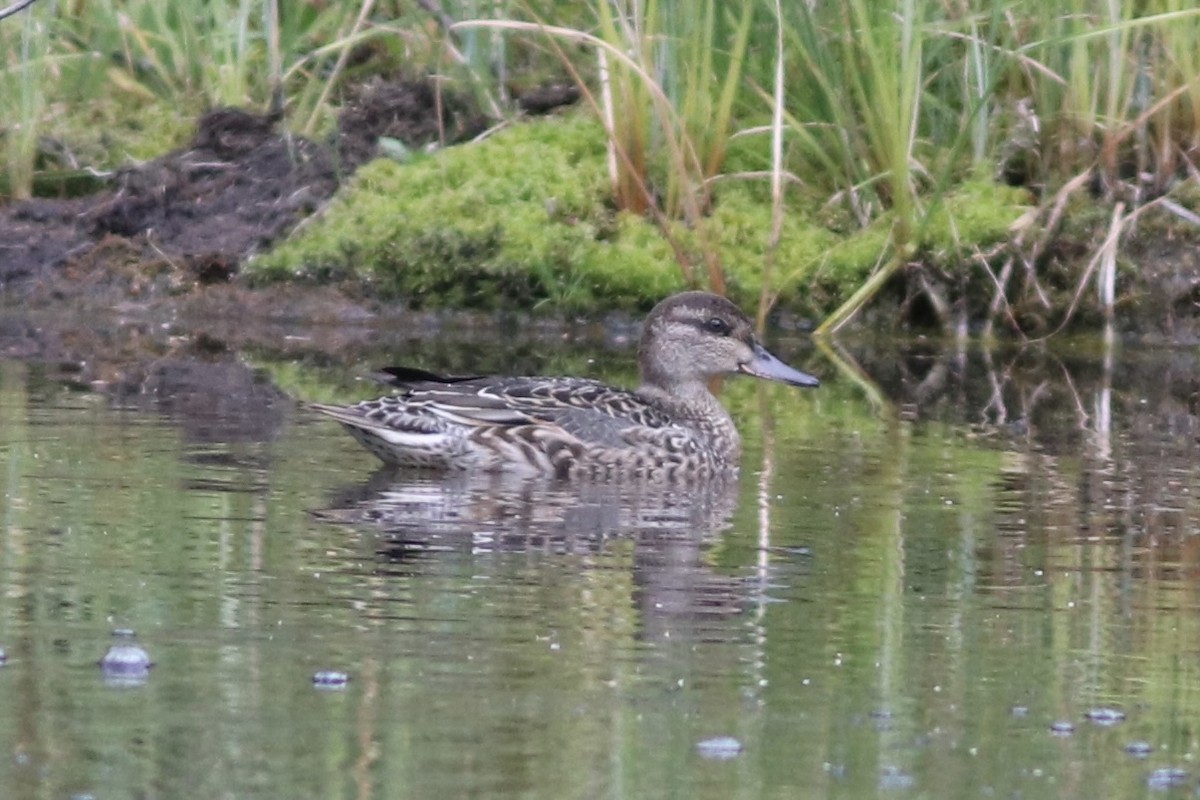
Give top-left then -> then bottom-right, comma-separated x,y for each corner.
490,378 -> 677,447
378,372 -> 678,447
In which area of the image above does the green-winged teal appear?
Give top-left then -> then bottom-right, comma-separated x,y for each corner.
309,291 -> 819,478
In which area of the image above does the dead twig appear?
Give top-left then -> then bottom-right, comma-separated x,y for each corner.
0,0 -> 38,22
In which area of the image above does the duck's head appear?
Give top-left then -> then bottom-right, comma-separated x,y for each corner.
638,291 -> 820,392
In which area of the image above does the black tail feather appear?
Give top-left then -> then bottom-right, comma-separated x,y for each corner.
369,366 -> 485,386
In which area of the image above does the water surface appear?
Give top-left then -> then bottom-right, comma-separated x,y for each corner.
1,321 -> 1199,799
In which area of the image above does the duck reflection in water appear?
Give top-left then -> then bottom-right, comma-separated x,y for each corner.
314,467 -> 765,641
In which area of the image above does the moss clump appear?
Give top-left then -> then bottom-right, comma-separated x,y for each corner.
43,89 -> 198,172
251,112 -> 884,313
250,112 -> 1032,315
250,113 -> 688,310
921,180 -> 1034,263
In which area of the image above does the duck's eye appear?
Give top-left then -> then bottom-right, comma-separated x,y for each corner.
704,317 -> 732,336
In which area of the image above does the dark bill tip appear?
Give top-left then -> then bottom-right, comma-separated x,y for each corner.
740,342 -> 820,388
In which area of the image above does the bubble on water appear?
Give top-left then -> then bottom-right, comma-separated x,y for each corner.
1009,705 -> 1029,717
111,628 -> 137,638
1146,768 -> 1188,790
99,643 -> 152,687
879,766 -> 915,790
1049,720 -> 1075,736
1084,707 -> 1126,726
312,670 -> 350,689
695,736 -> 742,760
1124,741 -> 1154,758
99,644 -> 151,673
869,709 -> 894,730
0,647 -> 7,665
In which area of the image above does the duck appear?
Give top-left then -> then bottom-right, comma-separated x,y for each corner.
308,291 -> 819,479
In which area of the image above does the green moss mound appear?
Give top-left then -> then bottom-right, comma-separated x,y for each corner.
250,113 -> 1032,316
251,114 -> 682,310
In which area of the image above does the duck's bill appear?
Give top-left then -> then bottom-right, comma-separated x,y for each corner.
740,342 -> 820,387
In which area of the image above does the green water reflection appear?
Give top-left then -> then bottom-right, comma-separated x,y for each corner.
1,336 -> 1199,799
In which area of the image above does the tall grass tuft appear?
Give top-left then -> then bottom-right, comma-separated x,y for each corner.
780,0 -> 962,333
81,0 -> 370,115
0,0 -> 388,196
1005,3 -> 1200,193
456,0 -> 756,290
1127,2 -> 1200,192
1,0 -> 52,199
